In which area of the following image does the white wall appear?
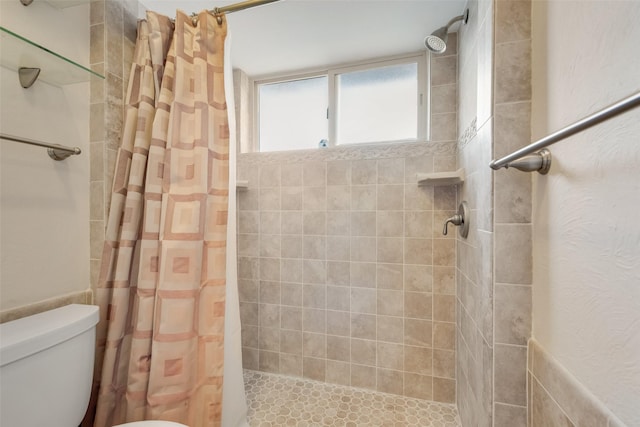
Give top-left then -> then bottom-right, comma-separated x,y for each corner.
531,1 -> 640,425
0,1 -> 90,311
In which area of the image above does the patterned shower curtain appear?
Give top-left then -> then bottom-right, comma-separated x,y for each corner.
90,10 -> 230,427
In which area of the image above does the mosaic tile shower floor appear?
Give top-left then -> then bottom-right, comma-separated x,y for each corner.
244,370 -> 461,426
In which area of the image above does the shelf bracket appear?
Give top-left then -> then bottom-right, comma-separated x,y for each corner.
19,67 -> 40,88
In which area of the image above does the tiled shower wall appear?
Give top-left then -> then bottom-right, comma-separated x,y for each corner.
89,0 -> 138,289
456,0 -> 533,425
236,42 -> 459,403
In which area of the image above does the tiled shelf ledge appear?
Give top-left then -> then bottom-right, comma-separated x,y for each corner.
417,168 -> 465,186
0,26 -> 104,87
236,180 -> 249,190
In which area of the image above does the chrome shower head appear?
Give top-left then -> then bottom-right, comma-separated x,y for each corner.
424,9 -> 469,54
425,26 -> 448,54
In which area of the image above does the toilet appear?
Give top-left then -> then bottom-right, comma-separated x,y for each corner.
0,304 -> 187,427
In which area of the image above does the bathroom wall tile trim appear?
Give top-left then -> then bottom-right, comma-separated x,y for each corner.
528,339 -> 627,427
0,290 -> 93,324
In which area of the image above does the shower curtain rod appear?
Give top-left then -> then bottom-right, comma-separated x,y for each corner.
209,0 -> 281,16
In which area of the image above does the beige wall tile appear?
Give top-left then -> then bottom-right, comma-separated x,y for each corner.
281,259 -> 303,283
327,185 -> 351,210
351,185 -> 377,210
377,211 -> 404,237
405,211 -> 433,238
404,345 -> 433,375
281,187 -> 302,210
303,308 -> 326,333
495,284 -> 531,345
405,319 -> 433,347
260,234 -> 280,258
281,211 -> 303,234
327,261 -> 350,286
303,186 -> 326,211
495,344 -> 527,405
433,349 -> 455,378
495,40 -> 531,104
433,377 -> 456,403
377,315 -> 404,344
351,211 -> 376,236
303,235 -> 326,260
280,354 -> 303,377
433,322 -> 455,350
377,342 -> 404,371
259,281 -> 280,304
303,284 -> 326,309
495,403 -> 527,427
326,335 -> 350,362
327,310 -> 350,337
405,238 -> 433,265
350,288 -> 376,314
351,338 -> 376,366
377,158 -> 404,184
303,259 -> 326,284
281,163 -> 302,186
259,350 -> 279,373
327,160 -> 351,185
495,0 -> 531,43
303,357 -> 326,381
258,327 -> 280,352
303,332 -> 326,358
351,160 -> 377,184
377,264 -> 404,290
531,376 -> 574,427
281,236 -> 302,259
281,305 -> 302,330
326,360 -> 350,386
351,364 -> 376,390
377,185 -> 404,210
327,211 -> 350,235
242,347 -> 259,370
404,264 -> 433,292
351,313 -> 376,340
377,290 -> 403,317
495,224 -> 532,284
280,330 -> 302,355
350,237 -> 376,262
377,368 -> 404,395
405,292 -> 433,320
404,373 -> 433,400
303,162 -> 326,186
434,294 -> 456,322
431,56 -> 457,86
377,237 -> 403,264
260,164 -> 281,187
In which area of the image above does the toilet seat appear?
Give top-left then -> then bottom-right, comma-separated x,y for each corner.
114,422 -> 188,427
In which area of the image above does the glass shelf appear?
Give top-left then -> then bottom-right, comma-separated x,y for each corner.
0,26 -> 104,87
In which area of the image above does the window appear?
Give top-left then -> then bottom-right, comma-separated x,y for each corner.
255,54 -> 427,152
258,76 -> 328,152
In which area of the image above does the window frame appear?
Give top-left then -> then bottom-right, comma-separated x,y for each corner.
252,52 -> 429,152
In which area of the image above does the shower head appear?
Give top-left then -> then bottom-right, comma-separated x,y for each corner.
425,9 -> 469,54
425,26 -> 449,54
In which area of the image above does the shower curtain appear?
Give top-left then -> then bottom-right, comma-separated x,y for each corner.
89,10 -> 247,427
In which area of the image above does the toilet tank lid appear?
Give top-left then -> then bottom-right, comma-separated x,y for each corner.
0,304 -> 99,367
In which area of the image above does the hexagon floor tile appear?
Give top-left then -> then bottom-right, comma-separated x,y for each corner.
244,370 -> 461,426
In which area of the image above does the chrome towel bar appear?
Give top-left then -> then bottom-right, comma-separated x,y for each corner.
490,91 -> 640,174
0,133 -> 81,161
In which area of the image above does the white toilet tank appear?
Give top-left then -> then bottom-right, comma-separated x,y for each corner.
0,304 -> 99,427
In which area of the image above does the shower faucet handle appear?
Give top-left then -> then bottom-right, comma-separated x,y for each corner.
443,214 -> 463,235
442,201 -> 470,238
